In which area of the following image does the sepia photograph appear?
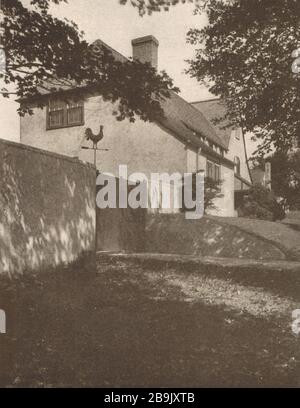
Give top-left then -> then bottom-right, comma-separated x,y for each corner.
0,0 -> 300,391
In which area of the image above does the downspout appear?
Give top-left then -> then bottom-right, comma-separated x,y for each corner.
196,147 -> 202,172
240,125 -> 253,185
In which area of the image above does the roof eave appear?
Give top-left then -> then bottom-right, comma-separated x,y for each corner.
159,120 -> 234,169
234,173 -> 252,187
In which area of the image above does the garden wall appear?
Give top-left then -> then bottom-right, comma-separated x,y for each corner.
0,138 -> 96,277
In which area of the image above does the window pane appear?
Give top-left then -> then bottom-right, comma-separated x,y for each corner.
68,101 -> 83,109
48,99 -> 83,129
67,106 -> 83,125
206,161 -> 213,179
49,99 -> 65,111
49,109 -> 64,128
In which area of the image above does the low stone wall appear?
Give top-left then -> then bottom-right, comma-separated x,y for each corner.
0,138 -> 96,277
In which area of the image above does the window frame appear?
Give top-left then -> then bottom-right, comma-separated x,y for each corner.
206,160 -> 214,180
214,163 -> 221,182
206,160 -> 221,182
46,98 -> 85,130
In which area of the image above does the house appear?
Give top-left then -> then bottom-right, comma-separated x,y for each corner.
191,98 -> 252,192
19,35 -> 250,217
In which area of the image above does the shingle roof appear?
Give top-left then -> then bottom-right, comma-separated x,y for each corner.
160,93 -> 227,149
92,39 -> 128,63
191,98 -> 233,149
36,39 -> 127,95
33,39 -> 227,152
92,41 -> 227,150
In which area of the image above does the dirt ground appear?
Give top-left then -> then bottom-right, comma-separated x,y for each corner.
0,256 -> 299,388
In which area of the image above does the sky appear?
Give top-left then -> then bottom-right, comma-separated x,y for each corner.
0,0 -> 213,143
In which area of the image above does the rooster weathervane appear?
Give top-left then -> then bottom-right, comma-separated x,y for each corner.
82,125 -> 109,167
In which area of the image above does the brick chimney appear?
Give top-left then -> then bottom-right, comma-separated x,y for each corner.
132,35 -> 159,69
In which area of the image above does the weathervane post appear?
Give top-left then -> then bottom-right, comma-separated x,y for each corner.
81,125 -> 109,253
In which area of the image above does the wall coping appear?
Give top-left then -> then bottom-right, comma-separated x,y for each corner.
0,137 -> 96,171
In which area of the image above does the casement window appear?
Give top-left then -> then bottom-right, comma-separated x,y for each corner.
206,160 -> 221,182
214,164 -> 221,181
207,161 -> 214,179
47,99 -> 84,130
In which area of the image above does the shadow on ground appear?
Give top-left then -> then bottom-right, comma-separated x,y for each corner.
0,256 -> 299,388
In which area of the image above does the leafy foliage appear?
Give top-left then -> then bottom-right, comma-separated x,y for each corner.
119,0 -> 198,16
237,184 -> 285,221
182,174 -> 223,213
1,0 -> 179,120
204,176 -> 223,212
268,150 -> 300,210
187,0 -> 300,155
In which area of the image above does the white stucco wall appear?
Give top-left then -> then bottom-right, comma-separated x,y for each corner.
186,148 -> 197,173
185,148 -> 235,217
21,95 -> 187,178
20,93 -> 236,217
21,94 -> 187,215
226,128 -> 251,183
206,164 -> 235,217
